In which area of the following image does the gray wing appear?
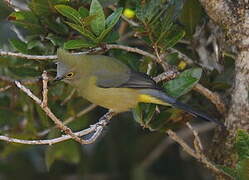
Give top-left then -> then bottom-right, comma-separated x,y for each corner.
97,70 -> 158,89
86,55 -> 158,89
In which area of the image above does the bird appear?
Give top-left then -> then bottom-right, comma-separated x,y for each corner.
55,49 -> 223,126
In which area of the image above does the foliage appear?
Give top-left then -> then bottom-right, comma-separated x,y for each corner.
221,130 -> 249,180
0,0 -> 239,179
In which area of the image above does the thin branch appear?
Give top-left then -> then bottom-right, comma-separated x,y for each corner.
193,84 -> 226,114
106,44 -> 157,60
0,44 -> 226,114
0,75 -> 41,84
140,123 -> 215,169
186,122 -> 203,153
41,71 -> 48,107
0,85 -> 12,93
0,51 -> 57,60
0,111 -> 114,145
0,45 -> 156,61
37,104 -> 98,137
166,129 -> 229,177
60,89 -> 76,105
153,70 -> 179,83
15,76 -> 87,144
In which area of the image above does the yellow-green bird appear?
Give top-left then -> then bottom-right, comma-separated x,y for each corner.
55,49 -> 222,125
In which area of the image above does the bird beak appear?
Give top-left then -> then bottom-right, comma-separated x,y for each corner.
54,76 -> 63,81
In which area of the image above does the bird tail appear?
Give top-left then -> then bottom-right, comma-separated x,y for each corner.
139,89 -> 224,127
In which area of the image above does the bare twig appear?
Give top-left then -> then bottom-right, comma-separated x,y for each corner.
0,50 -> 57,60
1,44 -> 226,115
140,123 -> 215,169
169,48 -> 194,64
166,129 -> 229,177
154,47 -> 171,71
60,89 -> 76,105
153,70 -> 179,83
0,75 -> 41,84
41,71 -> 48,107
15,76 -> 87,144
0,110 -> 114,145
37,104 -> 98,137
0,45 -> 156,61
106,44 -> 157,60
193,84 -> 226,114
0,85 -> 12,93
186,122 -> 203,153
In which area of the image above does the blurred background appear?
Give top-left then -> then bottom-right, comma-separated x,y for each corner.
0,0 -> 234,179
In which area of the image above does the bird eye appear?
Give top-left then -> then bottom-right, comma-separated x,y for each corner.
66,72 -> 74,78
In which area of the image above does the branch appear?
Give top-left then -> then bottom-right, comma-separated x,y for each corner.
193,84 -> 226,114
140,123 -> 215,168
37,104 -> 97,137
14,72 -> 95,144
0,45 -> 155,60
0,110 -> 114,145
1,43 -> 226,115
0,85 -> 12,93
166,129 -> 230,177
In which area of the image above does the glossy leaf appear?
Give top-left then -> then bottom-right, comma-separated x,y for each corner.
55,5 -> 82,25
9,39 -> 28,54
97,8 -> 123,42
8,11 -> 43,33
65,21 -> 96,41
180,0 -> 203,36
64,39 -> 96,49
89,0 -> 105,36
78,6 -> 89,18
163,68 -> 202,98
46,33 -> 65,46
27,40 -> 44,50
42,17 -> 69,35
160,27 -> 185,49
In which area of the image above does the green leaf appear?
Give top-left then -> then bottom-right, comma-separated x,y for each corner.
45,140 -> 81,169
179,0 -> 203,36
132,104 -> 143,124
219,166 -> 237,178
41,17 -> 69,35
97,8 -> 123,42
235,130 -> 249,161
89,0 -> 105,36
163,68 -> 202,98
102,30 -> 119,43
29,0 -> 54,16
46,34 -> 65,46
161,27 -> 185,49
65,21 -> 96,41
64,39 -> 96,49
132,103 -> 156,128
237,159 -> 249,180
78,6 -> 89,18
8,11 -> 43,33
55,5 -> 82,25
27,40 -> 44,50
9,39 -> 28,54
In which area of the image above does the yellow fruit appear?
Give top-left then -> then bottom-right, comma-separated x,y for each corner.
123,8 -> 135,19
178,60 -> 187,70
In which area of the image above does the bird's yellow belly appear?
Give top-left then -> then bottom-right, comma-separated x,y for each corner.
79,84 -> 140,112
